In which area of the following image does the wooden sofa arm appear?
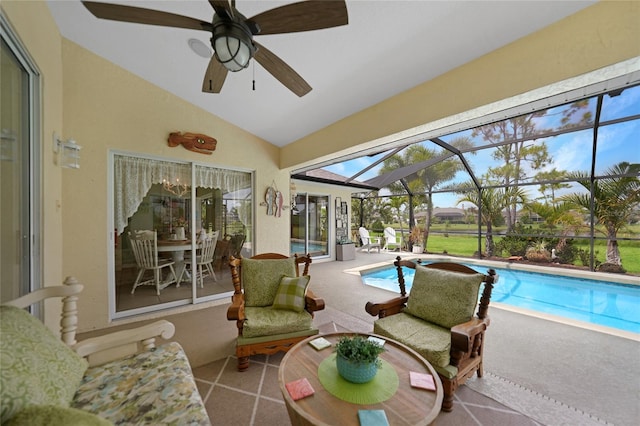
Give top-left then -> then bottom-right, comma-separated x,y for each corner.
3,276 -> 83,346
451,317 -> 490,353
365,296 -> 409,318
227,293 -> 245,321
305,289 -> 325,312
73,320 -> 175,367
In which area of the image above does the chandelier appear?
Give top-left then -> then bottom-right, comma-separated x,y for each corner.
162,178 -> 190,198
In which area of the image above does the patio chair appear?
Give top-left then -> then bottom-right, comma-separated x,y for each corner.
365,257 -> 497,412
227,253 -> 325,371
383,226 -> 401,251
128,230 -> 178,295
358,227 -> 381,253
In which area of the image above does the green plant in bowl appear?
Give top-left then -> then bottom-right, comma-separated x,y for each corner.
334,335 -> 385,383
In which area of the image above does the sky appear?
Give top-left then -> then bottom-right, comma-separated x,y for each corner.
324,85 -> 640,209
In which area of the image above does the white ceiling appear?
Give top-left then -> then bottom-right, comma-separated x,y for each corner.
46,0 -> 596,147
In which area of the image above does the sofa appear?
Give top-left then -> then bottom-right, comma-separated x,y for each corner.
0,277 -> 209,425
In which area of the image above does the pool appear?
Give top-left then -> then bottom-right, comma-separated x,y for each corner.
290,241 -> 328,255
361,263 -> 640,334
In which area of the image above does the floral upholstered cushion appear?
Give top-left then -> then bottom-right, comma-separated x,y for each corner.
404,266 -> 484,329
72,342 -> 209,425
242,306 -> 313,338
242,257 -> 297,307
6,405 -> 112,426
374,312 -> 452,368
272,275 -> 311,312
0,306 -> 88,424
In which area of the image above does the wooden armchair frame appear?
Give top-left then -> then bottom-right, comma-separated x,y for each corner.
227,253 -> 325,371
365,258 -> 497,412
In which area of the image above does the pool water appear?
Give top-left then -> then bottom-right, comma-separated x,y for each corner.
361,264 -> 640,334
290,241 -> 327,254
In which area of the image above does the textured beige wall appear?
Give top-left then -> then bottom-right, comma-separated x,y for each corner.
60,39 -> 295,330
2,1 -> 64,330
281,0 -> 640,169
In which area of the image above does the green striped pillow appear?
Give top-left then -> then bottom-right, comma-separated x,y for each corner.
272,275 -> 311,312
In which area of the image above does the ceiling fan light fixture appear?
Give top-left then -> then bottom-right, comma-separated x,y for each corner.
212,21 -> 255,72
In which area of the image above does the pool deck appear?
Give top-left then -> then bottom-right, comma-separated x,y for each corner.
310,249 -> 640,426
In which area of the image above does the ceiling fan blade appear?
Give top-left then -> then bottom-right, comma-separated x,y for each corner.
208,0 -> 234,19
82,1 -> 212,31
253,42 -> 311,97
249,1 -> 348,35
202,57 -> 228,93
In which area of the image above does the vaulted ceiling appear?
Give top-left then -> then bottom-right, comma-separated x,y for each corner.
47,1 -> 596,147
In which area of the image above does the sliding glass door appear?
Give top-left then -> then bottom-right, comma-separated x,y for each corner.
111,153 -> 252,317
1,18 -> 41,304
290,193 -> 329,258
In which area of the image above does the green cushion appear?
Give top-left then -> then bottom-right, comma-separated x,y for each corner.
374,312 -> 452,368
404,266 -> 484,329
0,306 -> 88,424
6,405 -> 112,426
272,275 -> 310,312
242,257 -> 297,307
242,306 -> 313,338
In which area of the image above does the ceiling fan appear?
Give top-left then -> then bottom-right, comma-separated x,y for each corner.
81,1 -> 348,97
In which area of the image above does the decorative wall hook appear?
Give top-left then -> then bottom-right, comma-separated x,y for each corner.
168,132 -> 217,155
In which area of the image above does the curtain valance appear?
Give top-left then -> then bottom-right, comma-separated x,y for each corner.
114,155 -> 251,235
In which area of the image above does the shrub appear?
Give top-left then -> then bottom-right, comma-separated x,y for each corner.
597,263 -> 626,274
526,241 -> 551,263
371,219 -> 384,234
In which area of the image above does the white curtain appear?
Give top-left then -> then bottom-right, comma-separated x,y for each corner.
114,155 -> 251,235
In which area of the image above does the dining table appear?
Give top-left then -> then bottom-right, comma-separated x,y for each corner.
157,239 -> 194,285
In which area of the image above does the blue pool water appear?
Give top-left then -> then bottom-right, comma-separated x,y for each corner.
361,263 -> 640,334
290,241 -> 327,254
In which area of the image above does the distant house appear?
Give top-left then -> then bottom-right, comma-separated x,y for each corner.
415,208 -> 467,224
511,210 -> 544,224
433,208 -> 466,223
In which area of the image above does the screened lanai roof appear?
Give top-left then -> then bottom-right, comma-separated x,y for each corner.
291,79 -> 640,202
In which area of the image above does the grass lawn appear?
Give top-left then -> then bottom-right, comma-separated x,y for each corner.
366,224 -> 640,274
420,233 -> 640,275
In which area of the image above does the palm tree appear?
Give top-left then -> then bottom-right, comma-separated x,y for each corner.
457,186 -> 527,257
525,201 -> 584,254
562,162 -> 640,266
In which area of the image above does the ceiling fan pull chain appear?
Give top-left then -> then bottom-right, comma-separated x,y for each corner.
252,61 -> 256,91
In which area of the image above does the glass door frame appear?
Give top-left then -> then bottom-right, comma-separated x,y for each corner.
107,151 -> 254,320
0,13 -> 42,308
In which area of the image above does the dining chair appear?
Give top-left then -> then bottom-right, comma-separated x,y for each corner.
128,230 -> 177,295
194,230 -> 219,288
